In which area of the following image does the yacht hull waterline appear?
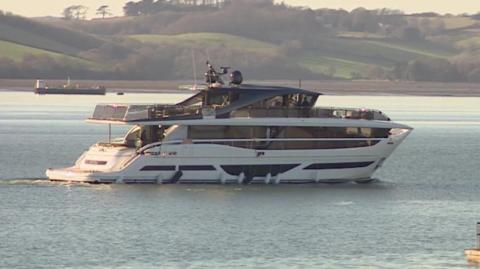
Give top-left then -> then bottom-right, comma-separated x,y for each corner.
45,62 -> 412,184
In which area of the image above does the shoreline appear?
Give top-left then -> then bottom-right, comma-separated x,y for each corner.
1,79 -> 480,97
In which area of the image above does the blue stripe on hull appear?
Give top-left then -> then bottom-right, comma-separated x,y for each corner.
304,161 -> 374,170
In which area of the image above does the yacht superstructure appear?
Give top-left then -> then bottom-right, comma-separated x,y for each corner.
46,63 -> 412,184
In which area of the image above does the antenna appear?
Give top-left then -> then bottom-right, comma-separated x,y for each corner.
205,48 -> 211,63
204,61 -> 226,86
191,49 -> 197,90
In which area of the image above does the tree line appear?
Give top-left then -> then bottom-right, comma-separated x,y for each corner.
123,0 -> 236,16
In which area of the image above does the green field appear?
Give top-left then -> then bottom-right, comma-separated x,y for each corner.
297,53 -> 372,78
336,31 -> 386,39
0,40 -> 92,66
0,24 -> 81,55
442,16 -> 478,30
455,34 -> 480,49
0,40 -> 71,61
130,32 -> 279,55
293,37 -> 454,78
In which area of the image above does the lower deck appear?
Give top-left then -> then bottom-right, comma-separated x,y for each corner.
46,128 -> 411,184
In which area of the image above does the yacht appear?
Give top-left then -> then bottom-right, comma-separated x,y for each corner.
46,62 -> 412,184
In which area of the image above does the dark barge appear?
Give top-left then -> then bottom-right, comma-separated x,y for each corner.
34,79 -> 106,95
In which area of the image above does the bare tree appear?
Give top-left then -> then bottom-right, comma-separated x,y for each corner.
96,5 -> 112,19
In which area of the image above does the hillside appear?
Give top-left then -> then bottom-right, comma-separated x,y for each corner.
130,33 -> 278,55
130,32 -> 458,79
0,40 -> 81,62
0,3 -> 479,82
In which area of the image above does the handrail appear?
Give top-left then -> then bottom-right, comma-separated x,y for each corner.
193,138 -> 383,142
231,107 -> 389,121
91,103 -> 390,122
137,137 -> 384,153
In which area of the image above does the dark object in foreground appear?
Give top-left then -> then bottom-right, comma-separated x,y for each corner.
34,79 -> 106,95
465,222 -> 480,263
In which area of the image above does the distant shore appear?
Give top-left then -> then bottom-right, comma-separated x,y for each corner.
1,79 -> 480,97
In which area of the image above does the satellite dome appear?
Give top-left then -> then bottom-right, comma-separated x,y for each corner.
230,70 -> 243,85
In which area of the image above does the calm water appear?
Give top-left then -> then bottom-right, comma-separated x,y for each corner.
1,92 -> 480,269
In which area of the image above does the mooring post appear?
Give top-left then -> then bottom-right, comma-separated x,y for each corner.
476,222 -> 480,249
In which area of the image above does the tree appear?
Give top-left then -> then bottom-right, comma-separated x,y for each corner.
96,5 -> 112,19
400,26 -> 424,42
124,1 -> 139,16
63,5 -> 88,20
62,6 -> 75,20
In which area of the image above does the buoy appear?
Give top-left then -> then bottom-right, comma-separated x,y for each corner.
465,222 -> 480,262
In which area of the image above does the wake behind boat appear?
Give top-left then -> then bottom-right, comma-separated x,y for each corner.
46,62 -> 412,184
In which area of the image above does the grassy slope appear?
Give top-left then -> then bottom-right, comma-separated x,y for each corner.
296,53 -> 371,78
0,15 -> 105,55
0,15 -> 107,67
0,24 -> 80,55
297,37 -> 455,78
0,40 -> 89,64
457,35 -> 480,49
130,32 -> 278,55
442,17 -> 477,30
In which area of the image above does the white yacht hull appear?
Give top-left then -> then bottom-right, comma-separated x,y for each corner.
46,129 -> 411,184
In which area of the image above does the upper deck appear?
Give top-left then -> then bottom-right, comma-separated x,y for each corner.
88,84 -> 390,124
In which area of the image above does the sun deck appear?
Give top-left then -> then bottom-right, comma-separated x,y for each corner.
89,103 -> 391,123
88,82 -> 391,124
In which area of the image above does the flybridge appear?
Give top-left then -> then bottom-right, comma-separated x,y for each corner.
87,61 -> 389,123
88,102 -> 391,124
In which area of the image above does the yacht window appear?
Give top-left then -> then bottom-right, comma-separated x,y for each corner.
163,125 -> 187,141
189,125 -> 228,139
230,92 -> 240,103
207,93 -> 230,107
179,94 -> 204,107
185,126 -> 389,150
123,125 -> 166,148
124,126 -> 141,147
264,96 -> 284,108
140,125 -> 164,146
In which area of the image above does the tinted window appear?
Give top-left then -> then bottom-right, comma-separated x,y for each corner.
187,126 -> 388,150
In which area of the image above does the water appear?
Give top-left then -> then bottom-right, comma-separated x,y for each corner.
1,92 -> 480,269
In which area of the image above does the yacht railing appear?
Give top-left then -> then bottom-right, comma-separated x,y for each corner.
230,107 -> 390,121
137,137 -> 384,154
90,104 -> 390,122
